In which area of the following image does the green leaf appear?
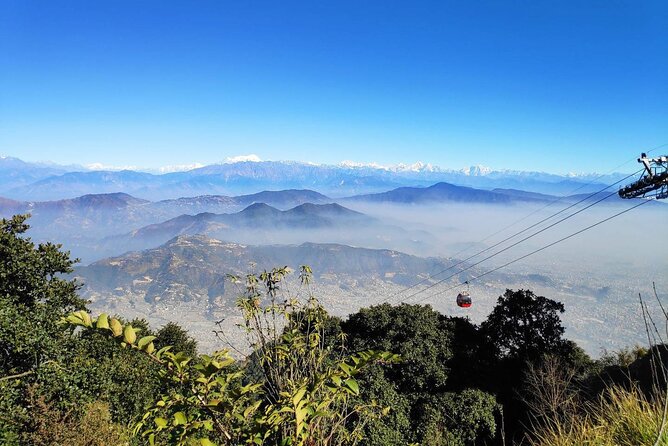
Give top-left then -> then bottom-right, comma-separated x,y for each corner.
293,386 -> 307,406
200,439 -> 217,446
95,312 -> 109,329
154,417 -> 167,428
123,325 -> 137,344
174,411 -> 187,425
77,310 -> 93,327
244,400 -> 262,418
138,335 -> 157,349
295,405 -> 308,436
66,313 -> 84,325
344,378 -> 359,394
110,318 -> 123,337
155,345 -> 171,358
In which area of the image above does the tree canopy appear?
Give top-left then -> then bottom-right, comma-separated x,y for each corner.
480,288 -> 568,361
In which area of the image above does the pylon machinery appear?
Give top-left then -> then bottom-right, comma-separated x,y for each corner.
618,153 -> 668,200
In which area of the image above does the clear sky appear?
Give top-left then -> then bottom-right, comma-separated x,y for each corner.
1,0 -> 666,173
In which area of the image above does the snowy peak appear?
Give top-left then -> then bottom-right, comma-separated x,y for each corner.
393,161 -> 439,173
338,160 -> 439,173
463,165 -> 494,176
0,155 -> 630,200
338,160 -> 386,170
224,154 -> 262,163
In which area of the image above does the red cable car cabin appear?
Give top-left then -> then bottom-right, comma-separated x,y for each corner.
456,291 -> 472,308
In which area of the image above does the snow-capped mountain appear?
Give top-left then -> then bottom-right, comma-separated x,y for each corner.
0,156 -> 629,201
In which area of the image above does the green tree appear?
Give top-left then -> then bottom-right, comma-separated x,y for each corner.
0,215 -> 88,442
416,389 -> 498,446
480,289 -> 568,361
343,304 -> 499,446
156,322 -> 198,358
0,214 -> 86,374
0,215 -> 161,444
343,303 -> 454,394
229,266 -> 400,445
478,289 -> 573,443
348,365 -> 412,446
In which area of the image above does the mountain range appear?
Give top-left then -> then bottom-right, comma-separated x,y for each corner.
0,179 -> 574,244
0,156 -> 78,192
0,189 -> 332,238
74,234 -> 494,351
3,175 -> 658,263
1,156 -> 629,200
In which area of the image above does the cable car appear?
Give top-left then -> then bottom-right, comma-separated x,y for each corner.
456,282 -> 472,308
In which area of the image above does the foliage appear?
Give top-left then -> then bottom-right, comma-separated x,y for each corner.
229,265 -> 401,445
0,214 -> 87,442
156,321 -> 199,358
22,393 -> 129,446
416,389 -> 498,446
347,365 -> 412,446
0,215 -> 164,444
480,289 -> 568,361
70,319 -> 164,421
67,266 -> 400,445
66,310 -> 261,445
0,214 -> 86,375
601,345 -> 650,368
342,303 -> 454,393
342,303 -> 499,446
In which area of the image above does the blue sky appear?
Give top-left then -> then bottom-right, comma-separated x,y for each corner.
1,0 -> 666,173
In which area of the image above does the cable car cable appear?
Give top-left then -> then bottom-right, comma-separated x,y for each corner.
394,186 -> 641,305
408,198 -> 654,306
382,171 -> 642,305
376,167 -> 644,305
386,143 -> 668,304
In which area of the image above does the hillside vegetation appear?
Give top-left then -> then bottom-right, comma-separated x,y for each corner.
1,214 -> 666,445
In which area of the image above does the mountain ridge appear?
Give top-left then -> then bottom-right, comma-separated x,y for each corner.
2,156 -> 628,200
345,182 -> 517,204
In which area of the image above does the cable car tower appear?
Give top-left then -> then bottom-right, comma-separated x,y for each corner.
618,153 -> 668,200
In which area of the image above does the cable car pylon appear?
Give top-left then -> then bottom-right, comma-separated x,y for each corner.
619,153 -> 668,200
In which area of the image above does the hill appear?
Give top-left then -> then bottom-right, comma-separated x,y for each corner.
346,182 -> 518,204
76,234 -> 461,308
0,189 -> 336,240
103,202 -> 376,255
